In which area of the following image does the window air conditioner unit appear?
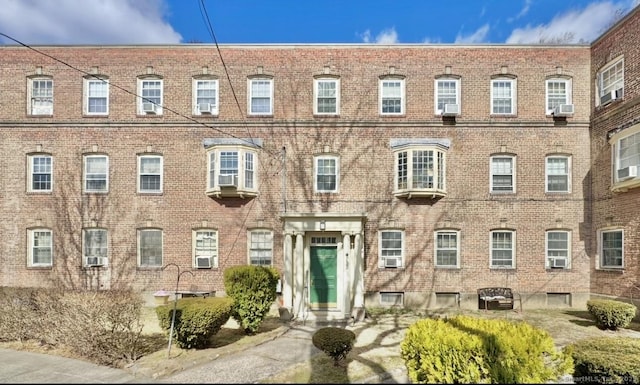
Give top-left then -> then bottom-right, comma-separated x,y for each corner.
553,104 -> 574,116
384,257 -> 400,268
549,258 -> 567,268
617,165 -> 638,181
142,102 -> 156,113
196,256 -> 212,268
601,88 -> 623,105
218,174 -> 238,187
86,257 -> 105,267
199,103 -> 212,114
442,103 -> 459,116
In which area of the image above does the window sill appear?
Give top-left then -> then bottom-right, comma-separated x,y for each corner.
611,178 -> 640,193
27,265 -> 53,269
27,114 -> 53,118
393,189 -> 446,199
595,267 -> 625,272
206,188 -> 258,199
82,114 -> 109,118
138,192 -> 164,196
26,191 -> 53,195
546,267 -> 571,271
380,114 -> 406,118
313,114 -> 340,118
435,266 -> 460,270
247,114 -> 273,118
489,267 -> 516,270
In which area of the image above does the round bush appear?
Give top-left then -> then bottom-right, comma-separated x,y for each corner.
586,299 -> 637,330
312,327 -> 356,365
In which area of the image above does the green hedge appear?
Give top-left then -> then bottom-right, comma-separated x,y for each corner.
156,296 -> 233,349
586,299 -> 637,330
400,315 -> 572,384
568,337 -> 640,384
312,327 -> 356,366
223,265 -> 279,334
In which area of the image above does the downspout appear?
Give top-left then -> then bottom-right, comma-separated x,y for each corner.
282,146 -> 286,213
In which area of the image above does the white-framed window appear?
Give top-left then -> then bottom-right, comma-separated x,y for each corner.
28,77 -> 53,115
193,78 -> 219,115
137,154 -> 163,194
249,230 -> 273,266
28,228 -> 53,267
392,139 -> 449,198
546,78 -> 571,114
379,78 -> 404,115
598,229 -> 623,269
610,124 -> 640,188
379,230 -> 403,268
379,292 -> 403,306
83,154 -> 108,193
597,57 -> 624,105
491,78 -> 516,115
194,229 -> 218,269
207,144 -> 258,195
138,229 -> 162,268
314,78 -> 340,115
490,230 -> 515,268
84,77 -> 109,115
435,230 -> 459,268
546,155 -> 571,193
27,154 -> 53,193
138,78 -> 163,115
83,228 -> 108,267
490,155 -> 515,193
546,230 -> 570,269
314,155 -> 339,193
248,78 -> 273,115
434,78 -> 460,115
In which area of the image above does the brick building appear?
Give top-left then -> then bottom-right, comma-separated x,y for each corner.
0,6 -> 638,321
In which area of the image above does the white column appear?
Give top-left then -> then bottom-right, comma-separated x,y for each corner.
282,233 -> 293,310
343,232 -> 352,316
294,232 -> 305,319
353,233 -> 365,320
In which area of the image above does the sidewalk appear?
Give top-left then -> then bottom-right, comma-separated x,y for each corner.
0,316 -> 411,384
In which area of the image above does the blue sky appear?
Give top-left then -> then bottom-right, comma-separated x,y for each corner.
1,0 -> 639,45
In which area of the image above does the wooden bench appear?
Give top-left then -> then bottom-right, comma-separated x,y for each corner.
477,287 -> 517,311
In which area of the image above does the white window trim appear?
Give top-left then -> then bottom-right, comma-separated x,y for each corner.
434,78 -> 460,115
193,78 -> 219,115
434,230 -> 460,268
137,78 -> 163,115
378,229 -> 404,268
379,292 -> 404,306
82,228 -> 108,267
206,146 -> 258,193
28,228 -> 53,267
610,123 -> 640,191
545,230 -> 571,269
545,155 -> 571,193
83,154 -> 109,194
138,229 -> 163,268
27,154 -> 53,193
490,78 -> 517,115
313,78 -> 340,115
597,57 -> 624,105
84,77 -> 109,116
193,229 -> 219,269
314,155 -> 340,193
545,78 -> 572,115
248,78 -> 274,116
597,228 -> 624,269
490,155 -> 516,194
137,154 -> 163,194
490,230 -> 516,269
248,229 -> 274,266
27,77 -> 53,116
379,78 -> 405,116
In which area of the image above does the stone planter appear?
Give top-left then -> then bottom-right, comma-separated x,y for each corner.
153,290 -> 170,306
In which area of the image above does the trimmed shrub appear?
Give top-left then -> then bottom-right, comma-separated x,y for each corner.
223,265 -> 279,334
156,296 -> 233,349
586,299 -> 637,330
312,327 -> 356,366
568,337 -> 640,384
400,315 -> 573,384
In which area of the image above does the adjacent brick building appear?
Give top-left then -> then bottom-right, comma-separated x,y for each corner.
1,6 -> 638,321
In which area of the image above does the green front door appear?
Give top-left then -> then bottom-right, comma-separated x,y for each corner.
310,245 -> 338,308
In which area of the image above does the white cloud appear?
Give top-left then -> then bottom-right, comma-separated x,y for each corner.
506,1 -> 635,44
0,0 -> 182,45
455,24 -> 490,44
507,0 -> 533,23
359,28 -> 399,44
